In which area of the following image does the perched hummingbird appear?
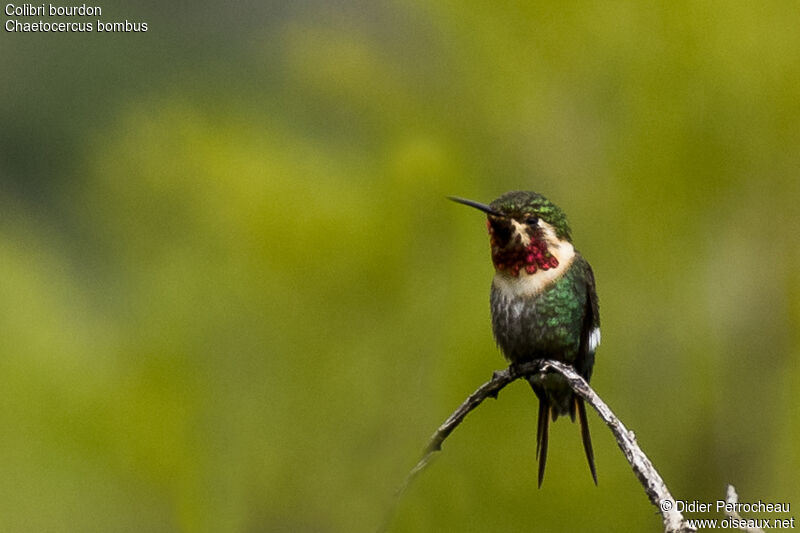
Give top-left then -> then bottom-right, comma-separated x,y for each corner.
450,191 -> 600,487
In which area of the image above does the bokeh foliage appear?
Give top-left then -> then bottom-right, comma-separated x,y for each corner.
1,1 -> 798,531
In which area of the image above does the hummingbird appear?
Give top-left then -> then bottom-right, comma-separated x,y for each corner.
450,190 -> 600,487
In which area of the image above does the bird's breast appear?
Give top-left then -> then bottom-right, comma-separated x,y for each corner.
490,255 -> 585,365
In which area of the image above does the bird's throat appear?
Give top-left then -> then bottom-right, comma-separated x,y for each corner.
490,231 -> 576,298
489,223 -> 559,278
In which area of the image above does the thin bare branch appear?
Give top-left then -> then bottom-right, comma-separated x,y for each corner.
538,360 -> 695,533
377,363 -> 527,533
382,359 -> 698,532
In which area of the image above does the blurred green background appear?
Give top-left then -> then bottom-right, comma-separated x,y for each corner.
2,2 -> 799,531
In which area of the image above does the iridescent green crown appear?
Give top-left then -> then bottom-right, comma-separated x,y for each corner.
489,191 -> 572,242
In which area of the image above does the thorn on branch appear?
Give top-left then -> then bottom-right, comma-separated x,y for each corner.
724,485 -> 767,533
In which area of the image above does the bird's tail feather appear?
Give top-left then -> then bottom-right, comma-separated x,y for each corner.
577,397 -> 598,485
535,398 -> 549,488
535,395 -> 598,487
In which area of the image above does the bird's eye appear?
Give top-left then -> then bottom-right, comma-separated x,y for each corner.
526,216 -> 539,226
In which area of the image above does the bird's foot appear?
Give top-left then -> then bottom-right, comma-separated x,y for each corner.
506,362 -> 525,379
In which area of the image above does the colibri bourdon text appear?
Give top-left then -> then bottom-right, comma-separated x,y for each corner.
5,4 -> 148,32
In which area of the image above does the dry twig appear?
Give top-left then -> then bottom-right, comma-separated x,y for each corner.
381,359 -> 697,532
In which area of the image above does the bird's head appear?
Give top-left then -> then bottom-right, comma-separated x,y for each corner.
450,191 -> 573,277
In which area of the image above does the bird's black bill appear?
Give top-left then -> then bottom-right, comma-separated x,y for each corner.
447,196 -> 503,217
